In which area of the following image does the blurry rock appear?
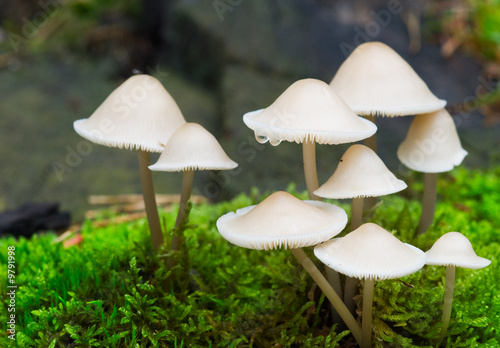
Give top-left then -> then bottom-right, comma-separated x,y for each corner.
0,202 -> 71,238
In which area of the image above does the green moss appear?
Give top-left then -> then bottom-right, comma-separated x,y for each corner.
1,167 -> 499,347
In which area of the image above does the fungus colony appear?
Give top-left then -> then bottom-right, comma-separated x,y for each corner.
73,42 -> 490,347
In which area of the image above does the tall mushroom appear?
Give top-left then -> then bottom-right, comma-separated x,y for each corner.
74,74 -> 186,251
397,109 -> 468,234
149,122 -> 237,252
243,78 -> 376,200
314,144 -> 407,313
330,41 -> 446,152
216,191 -> 363,345
425,232 -> 491,346
314,223 -> 426,348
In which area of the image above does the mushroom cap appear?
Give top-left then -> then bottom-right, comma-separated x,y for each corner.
149,123 -> 238,172
397,109 -> 468,173
425,232 -> 491,269
74,74 -> 186,152
330,42 -> 446,117
243,78 -> 377,146
314,144 -> 407,199
314,223 -> 426,280
216,191 -> 348,250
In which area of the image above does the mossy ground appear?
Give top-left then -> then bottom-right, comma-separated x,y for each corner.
1,167 -> 499,347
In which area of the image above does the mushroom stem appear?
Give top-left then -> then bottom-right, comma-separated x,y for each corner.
344,276 -> 358,314
417,172 -> 438,235
363,116 -> 378,211
436,266 -> 456,346
362,278 -> 375,348
171,169 -> 195,251
364,116 -> 377,153
351,197 -> 364,231
137,149 -> 163,251
325,267 -> 344,326
302,141 -> 320,200
290,248 -> 362,345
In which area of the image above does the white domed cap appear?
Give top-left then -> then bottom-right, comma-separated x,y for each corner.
426,232 -> 491,269
397,109 -> 468,173
216,191 -> 347,250
149,123 -> 238,172
243,79 -> 377,146
314,144 -> 407,199
330,42 -> 446,117
314,223 -> 425,280
74,74 -> 186,152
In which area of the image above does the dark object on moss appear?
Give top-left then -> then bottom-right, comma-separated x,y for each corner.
0,202 -> 70,238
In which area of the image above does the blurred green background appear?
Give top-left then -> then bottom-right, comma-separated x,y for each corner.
0,0 -> 499,221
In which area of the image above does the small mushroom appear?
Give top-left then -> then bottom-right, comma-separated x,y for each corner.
315,144 -> 407,231
243,78 -> 376,200
150,122 -> 237,252
74,74 -> 186,251
216,191 -> 363,345
330,42 -> 446,118
425,232 -> 491,346
330,41 -> 446,151
397,109 -> 468,234
314,223 -> 426,348
314,144 -> 407,313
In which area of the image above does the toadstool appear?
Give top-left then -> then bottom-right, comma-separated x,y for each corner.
150,122 -> 237,252
330,41 -> 446,152
314,223 -> 426,348
315,144 -> 407,231
397,109 -> 468,234
425,232 -> 491,346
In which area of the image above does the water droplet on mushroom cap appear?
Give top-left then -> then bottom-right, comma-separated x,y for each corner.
256,134 -> 269,144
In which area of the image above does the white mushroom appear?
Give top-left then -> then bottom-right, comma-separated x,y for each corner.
425,232 -> 490,346
397,109 -> 468,234
314,223 -> 426,348
150,122 -> 237,251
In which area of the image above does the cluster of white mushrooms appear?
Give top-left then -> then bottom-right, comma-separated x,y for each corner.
72,42 -> 490,347
217,42 -> 490,347
73,74 -> 238,258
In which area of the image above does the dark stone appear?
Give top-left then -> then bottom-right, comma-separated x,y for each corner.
0,202 -> 71,238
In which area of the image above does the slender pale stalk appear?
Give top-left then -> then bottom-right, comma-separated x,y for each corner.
363,115 -> 377,153
325,266 -> 344,326
362,278 -> 375,348
436,266 -> 456,346
137,149 -> 163,251
351,197 -> 364,231
171,169 -> 195,251
417,172 -> 438,235
302,141 -> 320,200
290,248 -> 362,345
343,197 -> 364,314
344,276 -> 358,314
363,116 -> 378,211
